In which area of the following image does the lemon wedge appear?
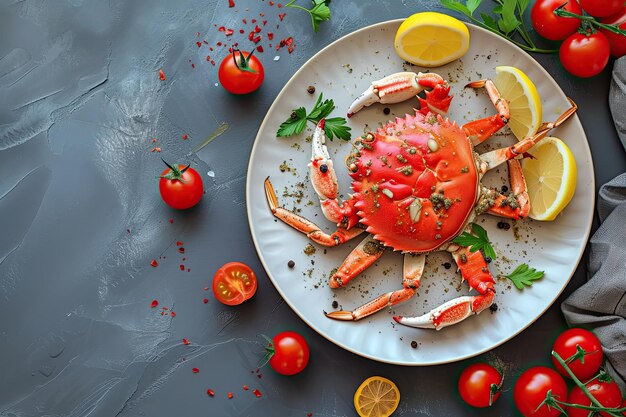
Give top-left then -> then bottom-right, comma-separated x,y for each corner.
354,376 -> 400,417
494,66 -> 542,141
394,12 -> 469,67
522,136 -> 577,221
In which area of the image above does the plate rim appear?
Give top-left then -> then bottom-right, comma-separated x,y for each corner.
245,19 -> 595,365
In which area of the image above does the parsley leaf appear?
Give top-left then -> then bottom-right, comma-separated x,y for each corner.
452,223 -> 497,260
285,0 -> 332,33
504,263 -> 545,290
276,93 -> 351,141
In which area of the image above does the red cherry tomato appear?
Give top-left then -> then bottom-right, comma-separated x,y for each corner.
531,0 -> 583,40
567,378 -> 623,417
458,363 -> 502,408
551,328 -> 603,380
218,49 -> 264,94
267,331 -> 310,375
601,8 -> 626,57
560,31 -> 611,78
579,0 -> 624,18
212,262 -> 258,306
514,366 -> 568,417
159,162 -> 204,210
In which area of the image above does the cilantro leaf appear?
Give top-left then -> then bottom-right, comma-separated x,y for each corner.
276,107 -> 307,137
276,93 -> 351,141
452,223 -> 497,260
324,117 -> 351,141
504,263 -> 545,290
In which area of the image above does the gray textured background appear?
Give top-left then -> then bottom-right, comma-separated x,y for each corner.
1,0 -> 625,416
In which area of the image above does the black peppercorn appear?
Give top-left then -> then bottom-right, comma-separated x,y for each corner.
307,85 -> 316,94
443,262 -> 452,269
319,164 -> 328,173
489,303 -> 498,312
287,260 -> 295,268
484,256 -> 492,263
383,107 -> 390,115
411,341 -> 418,348
501,185 -> 509,193
332,300 -> 338,309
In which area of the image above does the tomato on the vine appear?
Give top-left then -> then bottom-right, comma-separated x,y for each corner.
560,30 -> 611,78
159,160 -> 204,210
566,377 -> 623,417
265,331 -> 310,376
513,366 -> 568,417
458,363 -> 503,408
212,262 -> 258,306
531,0 -> 582,40
579,0 -> 624,18
552,328 -> 603,380
218,49 -> 264,94
601,8 -> 626,57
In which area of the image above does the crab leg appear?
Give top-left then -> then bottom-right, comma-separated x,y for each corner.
347,72 -> 452,117
393,245 -> 495,330
478,160 -> 530,220
462,79 -> 510,146
328,235 -> 384,288
479,99 -> 578,171
264,177 -> 364,246
326,254 -> 425,321
309,119 -> 359,229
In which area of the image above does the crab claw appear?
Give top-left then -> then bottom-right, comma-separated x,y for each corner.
347,72 -> 451,117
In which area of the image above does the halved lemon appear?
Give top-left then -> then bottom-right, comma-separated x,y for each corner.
494,66 -> 542,141
394,12 -> 469,67
522,136 -> 577,221
354,376 -> 400,417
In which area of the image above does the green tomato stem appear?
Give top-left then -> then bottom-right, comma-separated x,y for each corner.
465,15 -> 557,53
554,4 -> 626,36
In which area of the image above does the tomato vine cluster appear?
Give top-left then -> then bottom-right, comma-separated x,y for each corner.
459,328 -> 626,416
531,0 -> 626,77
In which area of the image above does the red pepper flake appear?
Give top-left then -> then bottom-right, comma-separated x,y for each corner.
277,3 -> 283,7
207,389 -> 215,397
182,257 -> 186,261
206,55 -> 211,61
253,389 -> 262,397
176,241 -> 184,246
307,414 -> 312,417
228,0 -> 235,7
187,268 -> 191,272
150,259 -> 159,267
150,147 -> 161,152
267,32 -> 274,40
159,69 -> 166,80
254,25 -> 261,33
242,18 -> 247,24
239,29 -> 245,34
191,63 -> 195,68
197,32 -> 201,37
150,299 -> 159,308
211,61 -> 215,66
170,311 -> 176,317
225,29 -> 234,36
263,20 -> 267,26
182,338 -> 190,345
218,26 -> 225,32
248,31 -> 255,41
169,218 -> 174,224
257,45 -> 264,53
217,41 -> 223,46
192,368 -> 200,373
162,306 -> 168,310
203,40 -> 208,44
269,1 -> 274,5
181,134 -> 188,140
179,264 -> 185,271
243,385 -> 249,391
203,298 -> 209,304
178,247 -> 185,253
278,13 -> 286,21
227,392 -> 234,399
203,286 -> 209,291
151,138 -> 157,143
260,13 -> 265,17
252,18 -> 257,23
196,41 -> 202,48
253,35 -> 261,43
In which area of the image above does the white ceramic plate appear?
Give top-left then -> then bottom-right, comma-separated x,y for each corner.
246,20 -> 594,365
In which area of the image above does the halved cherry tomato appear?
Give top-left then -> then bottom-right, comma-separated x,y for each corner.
579,0 -> 624,18
601,7 -> 626,57
560,30 -> 611,78
552,328 -> 603,380
159,161 -> 204,210
531,0 -> 582,41
458,363 -> 503,408
266,331 -> 310,376
212,262 -> 258,305
218,49 -> 264,94
566,377 -> 623,417
514,366 -> 568,417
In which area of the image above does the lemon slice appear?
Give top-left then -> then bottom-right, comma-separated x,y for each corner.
354,376 -> 400,417
494,66 -> 542,141
394,12 -> 469,67
522,136 -> 577,221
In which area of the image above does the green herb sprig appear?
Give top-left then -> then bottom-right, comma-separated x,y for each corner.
440,0 -> 557,53
285,0 -> 331,33
277,93 -> 351,141
504,263 -> 545,289
453,223 -> 497,260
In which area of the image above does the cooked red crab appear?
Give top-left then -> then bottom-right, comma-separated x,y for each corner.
265,71 -> 577,330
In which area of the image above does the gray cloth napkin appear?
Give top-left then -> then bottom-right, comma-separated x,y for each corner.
561,57 -> 626,389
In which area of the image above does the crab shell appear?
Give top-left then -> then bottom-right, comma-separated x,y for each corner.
350,112 -> 479,253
